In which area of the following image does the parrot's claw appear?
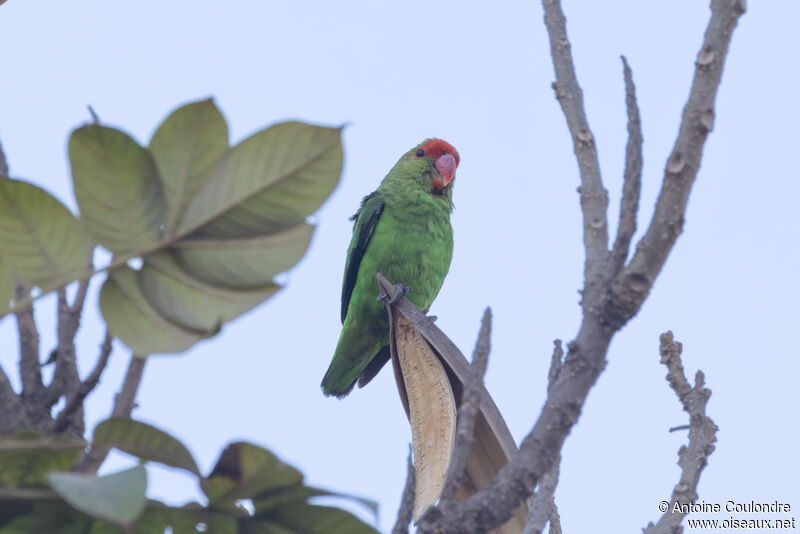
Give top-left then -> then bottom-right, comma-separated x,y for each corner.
378,283 -> 411,304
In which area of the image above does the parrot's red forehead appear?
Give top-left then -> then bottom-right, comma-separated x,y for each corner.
418,139 -> 460,167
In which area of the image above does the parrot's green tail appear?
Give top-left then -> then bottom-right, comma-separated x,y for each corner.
322,322 -> 385,398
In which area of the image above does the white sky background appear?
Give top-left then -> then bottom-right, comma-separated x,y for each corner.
1,1 -> 799,532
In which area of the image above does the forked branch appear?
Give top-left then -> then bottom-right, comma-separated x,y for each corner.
643,332 -> 718,534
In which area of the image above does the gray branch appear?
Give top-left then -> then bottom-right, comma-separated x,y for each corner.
49,331 -> 113,434
73,354 -> 147,473
608,55 -> 643,276
416,1 -> 745,532
392,447 -> 416,534
523,456 -> 561,534
0,139 -> 8,177
543,0 -> 609,281
439,308 -> 492,503
603,0 -> 746,330
643,332 -> 718,534
14,282 -> 42,398
523,341 -> 565,534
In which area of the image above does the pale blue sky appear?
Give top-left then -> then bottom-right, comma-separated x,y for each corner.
1,1 -> 798,532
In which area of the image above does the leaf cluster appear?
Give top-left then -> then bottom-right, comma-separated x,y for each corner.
0,419 -> 378,534
0,99 -> 343,355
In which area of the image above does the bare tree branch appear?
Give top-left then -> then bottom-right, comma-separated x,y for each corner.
523,341 -> 565,534
87,105 -> 100,125
604,0 -> 746,330
542,0 -> 608,279
548,504 -> 562,534
392,447 -> 416,534
416,1 -> 745,532
439,308 -> 492,503
608,55 -> 643,276
14,282 -> 42,398
73,354 -> 147,473
40,260 -> 94,407
643,332 -> 718,534
546,340 -> 564,398
0,366 -> 23,435
49,331 -> 113,434
523,457 -> 561,534
0,139 -> 8,178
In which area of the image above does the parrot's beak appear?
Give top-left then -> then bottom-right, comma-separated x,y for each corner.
432,153 -> 457,191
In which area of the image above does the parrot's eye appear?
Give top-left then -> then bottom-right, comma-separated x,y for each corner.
416,149 -> 425,158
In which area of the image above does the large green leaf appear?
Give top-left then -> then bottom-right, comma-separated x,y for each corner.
91,418 -> 200,475
0,434 -> 85,487
42,105 -> 343,356
260,503 -> 378,534
70,125 -> 165,254
148,99 -> 229,236
139,251 -> 280,330
177,121 -> 342,237
172,223 -> 314,289
47,466 -> 147,527
0,179 -> 90,288
99,266 -> 211,355
202,442 -> 303,505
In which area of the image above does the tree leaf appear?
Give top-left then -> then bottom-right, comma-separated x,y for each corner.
0,179 -> 90,288
99,266 -> 210,355
177,122 -> 342,237
47,465 -> 147,527
69,125 -> 165,254
260,503 -> 379,534
0,434 -> 85,487
91,418 -> 200,475
138,251 -> 280,331
252,486 -> 378,520
172,223 -> 314,289
202,442 -> 303,504
148,98 -> 229,236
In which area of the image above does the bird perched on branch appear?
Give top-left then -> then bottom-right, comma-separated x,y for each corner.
321,139 -> 459,398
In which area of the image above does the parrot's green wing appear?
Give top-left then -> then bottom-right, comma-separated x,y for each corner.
341,192 -> 385,323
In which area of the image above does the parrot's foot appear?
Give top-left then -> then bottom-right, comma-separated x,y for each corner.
377,283 -> 410,304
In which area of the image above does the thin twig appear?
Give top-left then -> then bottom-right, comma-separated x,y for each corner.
49,331 -> 113,434
547,340 -> 564,397
392,447 -> 416,534
87,105 -> 100,125
608,55 -> 643,275
439,308 -> 492,503
73,354 -> 147,473
543,0 -> 609,279
643,332 -> 718,534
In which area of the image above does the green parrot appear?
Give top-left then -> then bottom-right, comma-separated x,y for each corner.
321,139 -> 460,398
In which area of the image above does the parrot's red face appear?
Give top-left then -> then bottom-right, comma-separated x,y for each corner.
415,139 -> 460,193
